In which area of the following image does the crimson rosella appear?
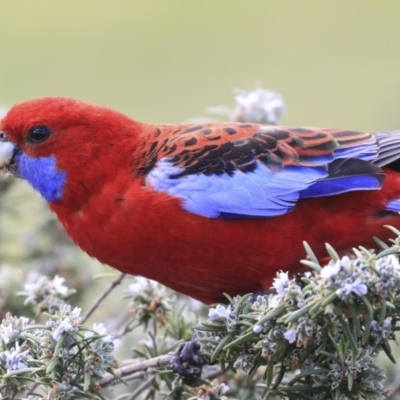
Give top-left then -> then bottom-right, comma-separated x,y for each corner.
1,97 -> 400,304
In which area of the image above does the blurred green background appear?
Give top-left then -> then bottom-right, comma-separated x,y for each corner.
1,0 -> 400,130
1,0 -> 400,394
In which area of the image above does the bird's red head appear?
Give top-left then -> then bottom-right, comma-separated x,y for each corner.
0,97 -> 144,208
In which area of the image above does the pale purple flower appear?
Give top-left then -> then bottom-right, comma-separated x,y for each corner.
383,317 -> 392,327
53,319 -> 76,341
52,306 -> 81,341
3,343 -> 28,372
209,304 -> 232,321
336,278 -> 367,298
284,329 -> 297,344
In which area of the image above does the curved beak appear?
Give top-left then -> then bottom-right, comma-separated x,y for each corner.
0,131 -> 17,175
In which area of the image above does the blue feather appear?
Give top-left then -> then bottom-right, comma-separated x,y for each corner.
299,176 -> 383,198
16,152 -> 67,202
147,159 -> 327,218
333,141 -> 377,161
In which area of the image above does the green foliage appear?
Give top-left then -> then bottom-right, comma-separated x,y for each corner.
195,238 -> 400,399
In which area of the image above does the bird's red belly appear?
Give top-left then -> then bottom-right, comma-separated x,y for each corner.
56,171 -> 400,304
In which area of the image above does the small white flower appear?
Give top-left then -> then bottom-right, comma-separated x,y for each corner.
70,307 -> 82,319
234,88 -> 286,124
284,328 -> 297,344
92,323 -> 107,336
387,255 -> 400,269
128,277 -> 158,294
272,272 -> 289,295
0,323 -> 13,344
253,324 -> 263,334
320,263 -> 340,280
85,323 -> 113,342
209,304 -> 232,321
269,294 -> 283,309
23,282 -> 37,296
51,275 -> 68,295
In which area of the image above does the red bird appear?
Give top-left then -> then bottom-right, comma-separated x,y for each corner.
1,97 -> 400,304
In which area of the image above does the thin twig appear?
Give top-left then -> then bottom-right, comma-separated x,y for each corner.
127,375 -> 156,400
120,371 -> 147,382
28,382 -> 40,397
100,354 -> 173,387
81,273 -> 126,324
114,322 -> 141,340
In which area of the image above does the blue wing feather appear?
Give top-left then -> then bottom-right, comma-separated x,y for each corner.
299,176 -> 383,198
146,129 -> 400,219
147,161 -> 327,218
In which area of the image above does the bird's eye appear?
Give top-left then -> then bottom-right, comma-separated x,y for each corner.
28,126 -> 51,143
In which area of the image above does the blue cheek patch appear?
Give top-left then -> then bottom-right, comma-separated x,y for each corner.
16,152 -> 67,202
